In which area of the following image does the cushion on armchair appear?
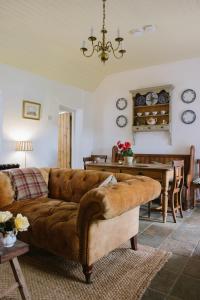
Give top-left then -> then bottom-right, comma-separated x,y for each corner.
4,168 -> 48,200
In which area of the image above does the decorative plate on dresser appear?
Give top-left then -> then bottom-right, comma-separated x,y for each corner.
146,92 -> 158,106
135,94 -> 146,106
158,90 -> 169,104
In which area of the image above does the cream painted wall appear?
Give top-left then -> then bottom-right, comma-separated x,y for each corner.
0,93 -> 3,153
92,58 -> 200,160
0,64 -> 93,168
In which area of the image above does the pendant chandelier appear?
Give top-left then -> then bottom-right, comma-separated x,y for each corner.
80,0 -> 126,63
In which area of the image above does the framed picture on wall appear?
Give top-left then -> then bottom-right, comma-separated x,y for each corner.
23,100 -> 41,120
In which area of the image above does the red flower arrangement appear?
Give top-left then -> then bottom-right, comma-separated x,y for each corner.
116,140 -> 134,157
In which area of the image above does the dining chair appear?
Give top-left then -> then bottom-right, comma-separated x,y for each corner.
148,160 -> 184,223
83,155 -> 107,170
112,145 -> 123,162
83,157 -> 93,170
91,155 -> 107,163
168,160 -> 184,222
191,159 -> 200,207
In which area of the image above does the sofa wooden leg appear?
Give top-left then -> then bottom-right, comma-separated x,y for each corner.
130,235 -> 138,251
82,264 -> 93,284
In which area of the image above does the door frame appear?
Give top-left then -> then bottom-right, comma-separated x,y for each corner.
59,104 -> 77,168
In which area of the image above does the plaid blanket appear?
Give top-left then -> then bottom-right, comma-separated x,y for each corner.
5,168 -> 48,200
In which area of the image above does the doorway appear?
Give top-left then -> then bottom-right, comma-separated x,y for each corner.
58,112 -> 72,168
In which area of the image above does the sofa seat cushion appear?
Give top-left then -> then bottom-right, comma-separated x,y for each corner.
3,197 -> 80,261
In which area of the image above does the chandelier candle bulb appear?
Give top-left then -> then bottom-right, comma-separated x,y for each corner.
90,27 -> 94,37
117,28 -> 120,37
82,41 -> 86,48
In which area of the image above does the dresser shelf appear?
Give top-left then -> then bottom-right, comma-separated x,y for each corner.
134,103 -> 169,109
133,124 -> 169,132
135,114 -> 169,118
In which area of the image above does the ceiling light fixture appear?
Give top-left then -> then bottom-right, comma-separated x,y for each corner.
80,0 -> 126,63
130,24 -> 156,37
130,28 -> 144,37
143,24 -> 156,33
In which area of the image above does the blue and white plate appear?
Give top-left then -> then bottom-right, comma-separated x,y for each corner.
146,92 -> 158,106
158,91 -> 169,104
135,95 -> 146,106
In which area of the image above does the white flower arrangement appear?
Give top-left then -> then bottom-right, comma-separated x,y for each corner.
0,211 -> 30,235
0,211 -> 13,223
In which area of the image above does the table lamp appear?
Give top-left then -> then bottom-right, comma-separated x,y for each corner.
16,141 -> 33,168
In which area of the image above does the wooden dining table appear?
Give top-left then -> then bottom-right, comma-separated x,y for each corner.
86,161 -> 173,223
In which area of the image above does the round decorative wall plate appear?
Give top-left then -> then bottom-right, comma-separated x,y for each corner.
158,90 -> 169,104
116,98 -> 128,110
116,115 -> 128,127
181,110 -> 196,124
181,89 -> 196,104
146,92 -> 158,106
135,95 -> 146,106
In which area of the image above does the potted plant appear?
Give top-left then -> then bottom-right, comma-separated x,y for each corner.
0,211 -> 29,248
116,140 -> 134,165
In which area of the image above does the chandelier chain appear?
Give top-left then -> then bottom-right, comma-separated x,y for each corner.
102,0 -> 106,31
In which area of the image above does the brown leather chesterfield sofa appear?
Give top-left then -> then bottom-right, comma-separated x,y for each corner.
0,168 -> 161,283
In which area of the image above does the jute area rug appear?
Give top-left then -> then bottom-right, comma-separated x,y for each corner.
0,243 -> 171,300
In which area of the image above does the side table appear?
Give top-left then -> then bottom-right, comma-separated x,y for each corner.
0,237 -> 31,300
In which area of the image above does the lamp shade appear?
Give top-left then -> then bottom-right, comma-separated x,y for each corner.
16,141 -> 33,152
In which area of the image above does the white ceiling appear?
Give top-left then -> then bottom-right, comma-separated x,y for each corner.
0,0 -> 200,91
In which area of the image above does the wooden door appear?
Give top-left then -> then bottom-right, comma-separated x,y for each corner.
58,112 -> 72,168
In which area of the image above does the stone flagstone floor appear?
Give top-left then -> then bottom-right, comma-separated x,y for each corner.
139,206 -> 200,300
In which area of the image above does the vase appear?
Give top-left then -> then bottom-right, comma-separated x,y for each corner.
3,231 -> 17,248
124,156 -> 133,165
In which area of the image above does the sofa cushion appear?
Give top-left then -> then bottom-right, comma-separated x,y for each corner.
0,172 -> 14,208
39,168 -> 51,185
49,169 -> 120,203
98,175 -> 117,187
3,197 -> 80,261
5,168 -> 48,200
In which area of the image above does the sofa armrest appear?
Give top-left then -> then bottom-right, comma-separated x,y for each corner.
77,176 -> 161,264
77,176 -> 161,230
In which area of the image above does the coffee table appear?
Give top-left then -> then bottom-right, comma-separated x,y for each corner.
0,236 -> 31,300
